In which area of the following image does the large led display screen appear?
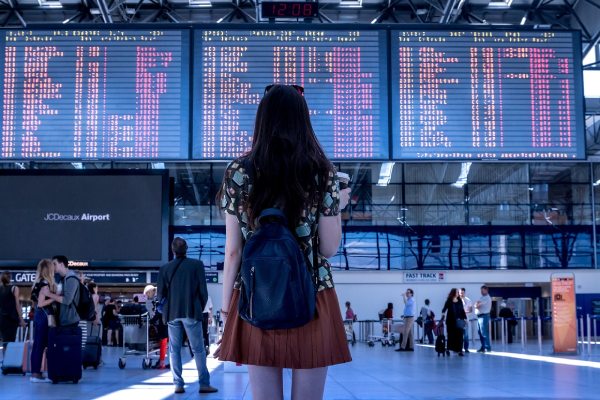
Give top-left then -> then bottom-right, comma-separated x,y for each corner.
391,30 -> 585,160
193,28 -> 389,160
0,28 -> 190,160
0,171 -> 168,267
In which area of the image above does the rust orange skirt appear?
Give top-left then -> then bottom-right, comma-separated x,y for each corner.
218,288 -> 352,369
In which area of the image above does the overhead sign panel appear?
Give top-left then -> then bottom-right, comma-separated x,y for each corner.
391,29 -> 584,160
0,28 -> 190,160
193,28 -> 389,160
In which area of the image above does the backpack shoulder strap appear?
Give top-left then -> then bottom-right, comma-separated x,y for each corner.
166,257 -> 186,290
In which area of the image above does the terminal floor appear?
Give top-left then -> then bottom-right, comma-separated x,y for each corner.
1,342 -> 599,400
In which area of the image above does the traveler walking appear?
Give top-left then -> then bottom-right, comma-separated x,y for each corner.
475,285 -> 492,352
442,288 -> 467,356
216,84 -> 352,400
345,301 -> 357,321
157,237 -> 217,395
0,271 -> 25,353
420,299 -> 434,345
102,298 -> 120,346
87,282 -> 101,329
459,288 -> 477,352
396,289 -> 415,351
29,259 -> 57,383
143,285 -> 169,370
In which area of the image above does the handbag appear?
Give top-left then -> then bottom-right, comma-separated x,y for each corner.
456,319 -> 466,330
156,257 -> 185,314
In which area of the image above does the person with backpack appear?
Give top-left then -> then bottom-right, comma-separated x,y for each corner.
157,237 -> 217,395
215,84 -> 352,400
420,299 -> 435,345
47,256 -> 81,328
43,255 -> 93,383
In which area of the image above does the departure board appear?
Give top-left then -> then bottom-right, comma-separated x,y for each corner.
391,30 -> 585,160
0,29 -> 190,160
193,29 -> 389,160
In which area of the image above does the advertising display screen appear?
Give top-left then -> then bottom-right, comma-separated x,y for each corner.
193,28 -> 389,160
0,171 -> 168,267
0,28 -> 190,160
391,29 -> 584,160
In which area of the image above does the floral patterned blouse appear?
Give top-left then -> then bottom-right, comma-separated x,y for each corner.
220,157 -> 340,292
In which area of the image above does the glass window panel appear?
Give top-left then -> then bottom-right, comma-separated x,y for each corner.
404,184 -> 464,205
469,205 -> 529,225
469,183 -> 530,205
405,205 -> 465,225
467,163 -> 528,183
530,163 -> 590,183
404,163 -> 462,184
175,231 -> 226,269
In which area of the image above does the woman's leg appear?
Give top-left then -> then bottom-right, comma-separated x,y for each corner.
248,365 -> 283,400
107,329 -> 113,345
291,367 -> 328,400
31,310 -> 48,379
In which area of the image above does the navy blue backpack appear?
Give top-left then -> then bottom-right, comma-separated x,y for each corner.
238,208 -> 316,330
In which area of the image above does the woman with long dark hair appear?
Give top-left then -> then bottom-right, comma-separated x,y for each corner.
442,288 -> 467,356
0,271 -> 25,353
216,84 -> 352,399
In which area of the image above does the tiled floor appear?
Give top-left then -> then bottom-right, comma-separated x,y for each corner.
1,341 -> 599,400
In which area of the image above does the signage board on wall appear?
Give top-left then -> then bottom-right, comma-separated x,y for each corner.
9,271 -> 147,285
551,273 -> 578,354
84,272 -> 146,285
12,271 -> 37,284
404,272 -> 446,283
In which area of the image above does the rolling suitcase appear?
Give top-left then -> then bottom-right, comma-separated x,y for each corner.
82,325 -> 102,369
47,326 -> 82,384
1,326 -> 27,375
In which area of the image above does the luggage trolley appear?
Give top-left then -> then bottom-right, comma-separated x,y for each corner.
367,318 -> 402,347
117,312 -> 160,370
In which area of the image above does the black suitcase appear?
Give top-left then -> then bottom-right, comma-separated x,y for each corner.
82,335 -> 102,369
47,326 -> 83,384
435,334 -> 447,357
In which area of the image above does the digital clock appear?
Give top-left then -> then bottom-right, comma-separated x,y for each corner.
261,1 -> 319,18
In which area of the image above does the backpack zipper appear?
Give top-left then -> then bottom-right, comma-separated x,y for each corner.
249,266 -> 255,319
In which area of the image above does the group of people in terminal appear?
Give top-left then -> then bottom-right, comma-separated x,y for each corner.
370,286 -> 495,355
2,85 -> 354,398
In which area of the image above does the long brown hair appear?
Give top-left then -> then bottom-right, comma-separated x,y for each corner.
219,84 -> 333,229
34,259 -> 56,293
1,271 -> 10,286
447,288 -> 458,301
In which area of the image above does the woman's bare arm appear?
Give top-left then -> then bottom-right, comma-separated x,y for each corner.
222,213 -> 243,315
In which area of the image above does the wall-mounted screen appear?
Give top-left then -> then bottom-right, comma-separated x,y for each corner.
391,30 -> 585,160
0,171 -> 168,267
193,28 -> 389,160
0,29 -> 190,160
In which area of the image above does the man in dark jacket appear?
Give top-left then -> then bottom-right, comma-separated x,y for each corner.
157,237 -> 217,395
499,302 -> 516,344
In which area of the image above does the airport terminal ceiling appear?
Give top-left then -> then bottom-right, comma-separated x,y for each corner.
0,0 -> 600,270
